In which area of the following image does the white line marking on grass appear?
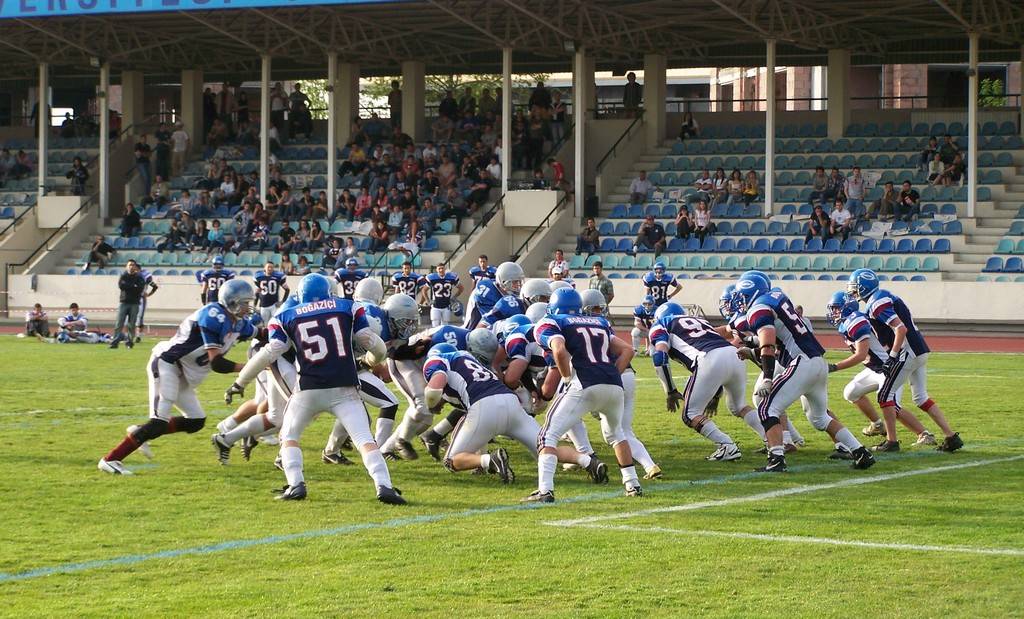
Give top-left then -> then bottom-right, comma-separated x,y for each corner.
546,454 -> 1024,527
566,524 -> 1024,558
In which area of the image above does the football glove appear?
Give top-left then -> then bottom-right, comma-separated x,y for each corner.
666,389 -> 683,413
224,382 -> 245,405
754,377 -> 773,401
828,363 -> 839,373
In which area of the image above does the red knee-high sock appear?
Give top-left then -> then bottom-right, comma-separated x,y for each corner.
104,435 -> 140,462
919,399 -> 935,412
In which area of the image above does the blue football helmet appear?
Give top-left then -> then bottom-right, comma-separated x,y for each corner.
653,261 -> 666,276
848,268 -> 880,301
826,291 -> 859,326
502,314 -> 532,340
641,295 -> 655,313
740,269 -> 771,291
298,273 -> 333,303
734,272 -> 769,311
548,287 -> 582,315
212,255 -> 225,268
345,257 -> 359,269
719,283 -> 737,319
428,343 -> 458,358
654,301 -> 685,322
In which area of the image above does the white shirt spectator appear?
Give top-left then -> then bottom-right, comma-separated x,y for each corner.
548,259 -> 569,278
830,207 -> 851,226
171,129 -> 190,152
846,175 -> 865,200
422,145 -> 437,160
629,176 -> 653,196
486,161 -> 501,179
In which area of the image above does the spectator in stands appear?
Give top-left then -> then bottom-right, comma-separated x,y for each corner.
829,199 -> 854,242
693,200 -> 716,244
268,122 -> 283,156
339,143 -> 367,177
692,169 -> 713,204
457,87 -> 476,116
235,215 -> 269,254
10,150 -> 32,180
845,166 -> 865,215
742,170 -> 760,205
622,72 -> 642,117
531,168 -> 548,189
313,192 -> 329,221
825,166 -> 846,203
203,87 -> 217,136
292,219 -> 310,253
550,91 -> 567,144
134,136 -> 152,196
236,90 -> 250,126
432,114 -> 454,143
927,152 -> 944,183
270,82 -> 287,140
289,83 -> 313,138
387,80 -> 402,127
418,168 -> 440,200
205,219 -> 226,257
369,219 -> 390,253
418,198 -> 439,238
548,249 -> 569,278
897,181 -> 921,222
207,119 -> 229,148
725,169 -> 744,205
308,220 -> 326,252
919,136 -> 939,173
439,89 -> 459,123
678,112 -> 700,140
629,170 -> 653,205
343,236 -> 360,260
486,156 -> 501,181
441,186 -> 469,232
349,116 -> 368,146
576,218 -> 600,256
334,188 -> 355,221
66,156 -> 89,196
85,235 -> 116,271
386,204 -> 406,238
24,304 -> 50,340
154,123 -> 172,180
938,134 -> 960,165
526,114 -> 548,170
711,168 -> 728,204
529,81 -> 552,117
632,215 -> 667,257
0,148 -> 12,182
120,203 -> 141,238
151,175 -> 171,207
478,88 -> 497,116
805,204 -> 830,242
589,262 -> 614,304
156,217 -> 189,253
674,204 -> 692,239
935,153 -> 965,187
466,169 -> 494,211
190,219 -> 209,252
278,219 -> 297,255
867,181 -> 898,220
217,172 -> 237,206
289,255 -> 308,275
809,166 -> 829,206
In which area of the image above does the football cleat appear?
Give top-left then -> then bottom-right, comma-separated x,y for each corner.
273,455 -> 284,471
707,443 -> 742,461
936,432 -> 964,452
756,454 -> 787,473
872,440 -> 900,452
241,436 -> 258,461
489,448 -> 514,484
382,451 -> 400,462
97,459 -> 133,475
419,430 -> 443,461
322,450 -> 353,465
520,490 -> 555,503
643,464 -> 663,480
275,482 -> 307,501
914,431 -> 937,446
862,420 -> 885,437
339,437 -> 353,451
127,425 -> 153,459
783,442 -> 799,454
211,433 -> 232,464
584,455 -> 609,484
394,439 -> 419,461
625,484 -> 643,497
376,486 -> 407,505
828,445 -> 854,460
125,339 -> 134,349
851,447 -> 877,470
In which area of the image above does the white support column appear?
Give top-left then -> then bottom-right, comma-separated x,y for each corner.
573,49 -> 587,218
120,70 -> 145,133
259,55 -> 270,206
37,63 -> 48,200
967,33 -> 979,218
826,49 -> 851,140
327,53 -> 338,218
401,61 -> 425,141
336,62 -> 360,145
501,47 -> 512,196
99,63 -> 110,218
811,66 -> 824,111
180,69 -> 203,156
764,40 -> 776,217
643,54 -> 667,148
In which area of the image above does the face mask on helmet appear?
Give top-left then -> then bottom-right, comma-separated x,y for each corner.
641,296 -> 655,313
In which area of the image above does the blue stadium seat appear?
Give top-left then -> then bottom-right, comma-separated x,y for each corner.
627,204 -> 644,218
805,238 -> 823,252
718,238 -> 735,252
840,238 -> 858,252
914,238 -> 933,253
683,238 -> 701,252
749,221 -> 767,236
614,222 -> 631,235
616,238 -> 632,252
770,238 -> 787,253
667,238 -> 685,252
716,221 -> 732,235
876,239 -> 895,253
943,221 -> 963,235
788,238 -> 805,253
598,221 -> 614,235
599,238 -> 616,252
610,204 -> 628,218
933,238 -> 950,253
752,238 -> 770,253
1005,257 -> 1023,273
982,257 -> 1003,272
735,238 -> 753,252
822,238 -> 840,253
895,238 -> 914,253
732,221 -> 749,236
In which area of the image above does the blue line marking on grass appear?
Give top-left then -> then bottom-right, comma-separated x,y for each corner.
0,447 -> 1015,584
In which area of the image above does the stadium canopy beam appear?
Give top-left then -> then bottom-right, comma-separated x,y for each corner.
426,0 -> 507,47
251,9 -> 327,53
764,39 -> 776,218
15,18 -> 98,58
99,62 -> 110,219
967,32 -> 979,219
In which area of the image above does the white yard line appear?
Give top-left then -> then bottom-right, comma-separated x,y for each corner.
546,455 -> 1024,527
566,524 -> 1024,557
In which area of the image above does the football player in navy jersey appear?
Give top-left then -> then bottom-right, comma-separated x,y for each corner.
254,261 -> 290,323
391,261 -> 427,298
736,272 -> 874,472
333,257 -> 367,300
98,280 -> 258,475
824,291 -> 934,457
425,263 -> 463,327
848,269 -> 962,452
197,255 -> 236,304
651,301 -> 764,462
463,262 -> 524,329
642,261 -> 681,306
631,295 -> 656,355
468,254 -> 497,283
225,274 -> 404,503
527,287 -> 641,502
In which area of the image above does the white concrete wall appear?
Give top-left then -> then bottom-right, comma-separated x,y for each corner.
8,274 -> 1023,326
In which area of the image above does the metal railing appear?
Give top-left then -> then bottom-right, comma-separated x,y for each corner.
442,192 -> 505,270
595,115 -> 644,173
510,193 -> 569,262
7,193 -> 95,275
0,202 -> 36,238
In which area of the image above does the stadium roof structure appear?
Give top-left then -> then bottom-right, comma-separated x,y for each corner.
0,0 -> 1022,83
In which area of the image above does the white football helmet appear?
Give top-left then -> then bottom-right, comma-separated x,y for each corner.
521,278 -> 552,304
467,328 -> 499,364
525,302 -> 549,323
549,280 -> 571,292
580,288 -> 607,317
218,280 -> 255,317
495,262 -> 525,295
354,278 -> 384,305
383,293 -> 419,340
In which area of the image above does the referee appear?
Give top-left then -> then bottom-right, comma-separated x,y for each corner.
110,259 -> 146,349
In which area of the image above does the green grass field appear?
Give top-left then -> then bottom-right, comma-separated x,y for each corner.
1,336 -> 1022,617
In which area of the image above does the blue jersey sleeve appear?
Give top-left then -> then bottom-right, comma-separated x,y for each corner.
268,316 -> 290,345
505,331 -> 529,360
847,316 -> 873,341
351,302 -> 370,333
649,319 -> 670,346
642,273 -> 654,287
533,317 -> 563,350
869,294 -> 898,326
423,357 -> 449,382
746,302 -> 776,332
197,304 -> 231,349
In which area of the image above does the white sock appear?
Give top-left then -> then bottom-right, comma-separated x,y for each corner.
361,448 -> 392,488
631,335 -> 641,351
769,445 -> 785,457
834,427 -> 862,452
217,416 -> 238,433
742,409 -> 767,440
698,421 -> 733,445
381,416 -> 414,452
479,453 -> 492,471
576,452 -> 592,468
281,445 -> 304,487
783,430 -> 793,445
432,417 -> 454,436
223,414 -> 271,445
786,418 -> 804,444
620,464 -> 639,486
325,419 -> 348,454
375,418 -> 395,446
628,437 -> 656,470
538,452 -> 557,493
